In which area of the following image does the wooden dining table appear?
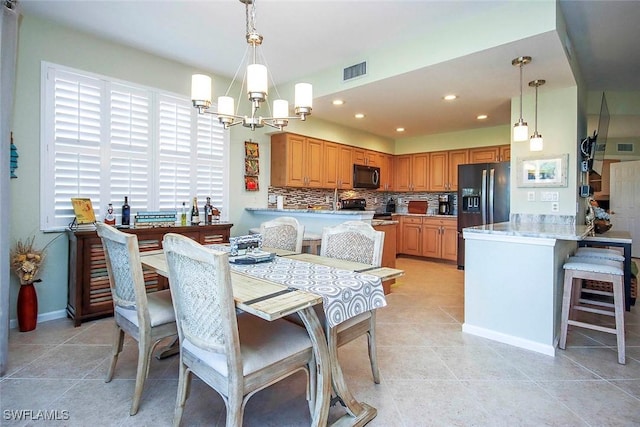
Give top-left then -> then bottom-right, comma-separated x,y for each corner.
140,246 -> 403,427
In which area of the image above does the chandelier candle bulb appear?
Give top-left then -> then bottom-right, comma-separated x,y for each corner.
218,96 -> 235,116
247,64 -> 268,96
191,74 -> 212,105
273,100 -> 289,119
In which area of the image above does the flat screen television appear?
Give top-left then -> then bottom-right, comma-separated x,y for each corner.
580,92 -> 610,176
589,93 -> 610,177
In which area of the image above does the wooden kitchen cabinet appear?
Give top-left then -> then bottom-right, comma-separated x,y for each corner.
399,215 -> 457,261
377,152 -> 394,191
469,145 -> 510,164
394,153 -> 429,191
271,133 -> 324,188
67,223 -> 233,326
324,142 -> 353,189
429,149 -> 467,192
372,222 -> 397,294
353,148 -> 378,166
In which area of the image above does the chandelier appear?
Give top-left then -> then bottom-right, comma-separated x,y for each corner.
191,0 -> 312,131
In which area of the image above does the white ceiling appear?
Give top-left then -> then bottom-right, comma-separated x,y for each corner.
18,0 -> 640,140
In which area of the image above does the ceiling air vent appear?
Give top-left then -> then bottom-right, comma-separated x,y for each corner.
617,143 -> 634,153
343,61 -> 367,81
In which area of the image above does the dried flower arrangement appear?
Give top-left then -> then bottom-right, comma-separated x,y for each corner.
11,236 -> 45,285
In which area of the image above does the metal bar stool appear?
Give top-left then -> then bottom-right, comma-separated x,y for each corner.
559,256 -> 625,364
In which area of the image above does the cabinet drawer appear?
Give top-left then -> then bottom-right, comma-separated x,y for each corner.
402,216 -> 423,225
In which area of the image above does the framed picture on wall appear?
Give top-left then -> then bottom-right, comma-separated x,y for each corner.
516,154 -> 569,187
245,176 -> 259,191
245,141 -> 259,158
245,158 -> 259,175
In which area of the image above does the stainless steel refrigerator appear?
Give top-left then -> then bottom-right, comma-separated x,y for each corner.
457,162 -> 510,269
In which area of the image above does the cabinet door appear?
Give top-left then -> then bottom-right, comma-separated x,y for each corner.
448,149 -> 468,191
421,224 -> 440,258
429,151 -> 448,192
286,134 -> 307,186
323,141 -> 340,188
441,225 -> 458,261
394,155 -> 412,191
401,223 -> 422,256
377,152 -> 393,191
411,153 -> 430,191
305,137 -> 324,188
499,145 -> 511,162
469,146 -> 499,164
337,145 -> 353,189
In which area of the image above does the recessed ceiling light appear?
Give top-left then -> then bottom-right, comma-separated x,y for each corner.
443,94 -> 457,101
354,113 -> 365,119
477,114 -> 488,120
332,99 -> 345,105
396,127 -> 405,132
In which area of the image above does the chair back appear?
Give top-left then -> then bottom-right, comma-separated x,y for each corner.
163,233 -> 239,361
320,221 -> 384,266
259,216 -> 305,253
96,222 -> 150,325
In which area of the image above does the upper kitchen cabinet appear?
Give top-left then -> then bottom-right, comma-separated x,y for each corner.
324,141 -> 353,189
353,148 -> 377,166
271,133 -> 324,188
428,149 -> 468,192
394,153 -> 429,192
468,145 -> 510,164
376,152 -> 394,191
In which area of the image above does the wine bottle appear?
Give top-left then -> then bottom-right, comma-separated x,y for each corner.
104,203 -> 116,225
181,202 -> 187,226
121,196 -> 130,226
204,196 -> 213,225
191,197 -> 200,225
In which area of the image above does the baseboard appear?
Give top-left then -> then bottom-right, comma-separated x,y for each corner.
462,323 -> 557,357
9,309 -> 68,330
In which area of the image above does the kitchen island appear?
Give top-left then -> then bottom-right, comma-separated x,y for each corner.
462,219 -> 591,356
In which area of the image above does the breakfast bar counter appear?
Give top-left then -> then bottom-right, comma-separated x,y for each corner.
462,220 -> 592,356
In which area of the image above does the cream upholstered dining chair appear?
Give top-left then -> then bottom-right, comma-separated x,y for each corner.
162,233 -> 315,427
95,222 -> 177,416
320,220 -> 384,383
259,216 -> 305,253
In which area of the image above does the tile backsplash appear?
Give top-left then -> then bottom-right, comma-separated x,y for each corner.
268,187 -> 457,214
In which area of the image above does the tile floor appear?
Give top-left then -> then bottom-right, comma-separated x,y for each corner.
3,257 -> 640,426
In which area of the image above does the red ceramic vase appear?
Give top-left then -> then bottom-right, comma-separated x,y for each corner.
17,282 -> 38,332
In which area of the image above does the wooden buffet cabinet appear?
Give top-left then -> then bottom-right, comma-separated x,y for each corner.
67,223 -> 233,326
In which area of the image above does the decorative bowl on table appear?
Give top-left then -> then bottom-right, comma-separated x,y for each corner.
594,220 -> 612,234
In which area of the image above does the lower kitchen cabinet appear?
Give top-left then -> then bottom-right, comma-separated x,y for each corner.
67,223 -> 233,326
399,215 -> 457,261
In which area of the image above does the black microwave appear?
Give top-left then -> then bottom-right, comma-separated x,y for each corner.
353,164 -> 380,189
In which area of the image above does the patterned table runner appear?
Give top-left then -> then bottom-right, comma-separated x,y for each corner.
207,245 -> 386,327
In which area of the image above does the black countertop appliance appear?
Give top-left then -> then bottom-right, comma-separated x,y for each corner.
386,197 -> 396,213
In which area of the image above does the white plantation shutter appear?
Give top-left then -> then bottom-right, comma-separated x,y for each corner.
109,84 -> 151,215
41,63 -> 229,231
157,94 -> 193,210
42,67 -> 103,229
195,112 -> 227,209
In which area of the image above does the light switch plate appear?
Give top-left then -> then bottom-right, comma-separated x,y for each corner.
268,194 -> 276,203
527,191 -> 535,201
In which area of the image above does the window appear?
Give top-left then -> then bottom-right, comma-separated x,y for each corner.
40,63 -> 229,231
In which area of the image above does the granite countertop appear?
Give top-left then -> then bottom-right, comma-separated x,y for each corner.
245,207 -> 374,215
371,219 -> 399,226
393,213 -> 457,219
463,221 -> 592,241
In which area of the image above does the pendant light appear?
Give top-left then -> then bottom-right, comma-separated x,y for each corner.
528,79 -> 545,151
512,56 -> 531,142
